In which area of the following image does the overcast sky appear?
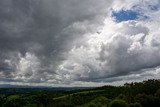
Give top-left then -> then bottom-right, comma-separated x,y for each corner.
0,0 -> 160,87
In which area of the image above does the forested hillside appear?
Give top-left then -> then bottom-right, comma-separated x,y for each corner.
1,79 -> 160,107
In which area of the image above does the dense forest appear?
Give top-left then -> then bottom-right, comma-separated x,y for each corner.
1,79 -> 160,107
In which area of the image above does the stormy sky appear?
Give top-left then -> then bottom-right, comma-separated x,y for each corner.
0,0 -> 160,87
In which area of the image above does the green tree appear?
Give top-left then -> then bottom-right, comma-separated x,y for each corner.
129,102 -> 142,107
109,100 -> 128,107
155,89 -> 160,98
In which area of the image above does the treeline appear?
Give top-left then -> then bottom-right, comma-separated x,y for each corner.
0,79 -> 160,107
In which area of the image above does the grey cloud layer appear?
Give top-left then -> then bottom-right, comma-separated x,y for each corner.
0,0 -> 112,84
0,0 -> 160,86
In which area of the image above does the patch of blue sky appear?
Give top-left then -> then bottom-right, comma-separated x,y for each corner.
112,3 -> 160,23
112,10 -> 141,22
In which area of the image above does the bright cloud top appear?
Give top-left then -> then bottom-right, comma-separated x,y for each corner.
0,0 -> 160,86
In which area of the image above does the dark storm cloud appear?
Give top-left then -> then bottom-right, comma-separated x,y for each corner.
0,0 -> 112,84
0,0 -> 110,54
